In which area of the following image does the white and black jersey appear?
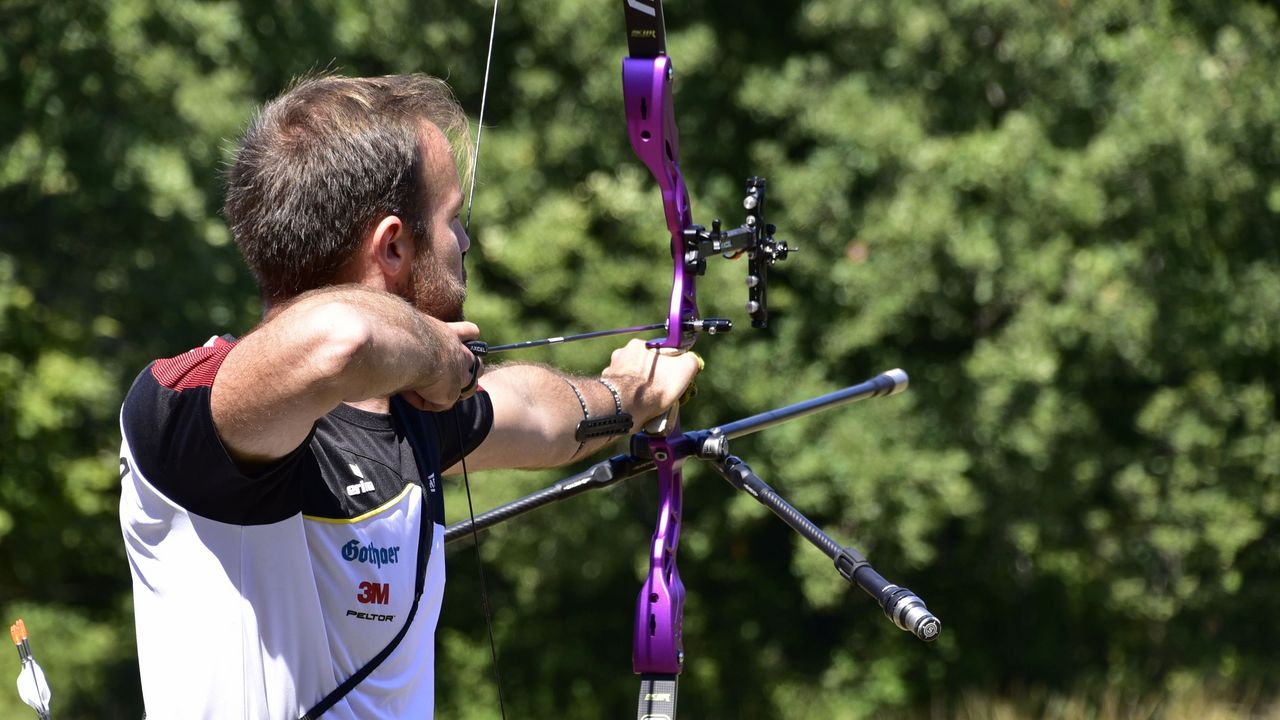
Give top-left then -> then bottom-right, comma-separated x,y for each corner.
119,335 -> 492,719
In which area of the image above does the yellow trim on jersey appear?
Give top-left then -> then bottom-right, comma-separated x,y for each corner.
302,484 -> 417,525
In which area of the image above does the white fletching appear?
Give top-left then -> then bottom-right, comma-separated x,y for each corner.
16,659 -> 52,718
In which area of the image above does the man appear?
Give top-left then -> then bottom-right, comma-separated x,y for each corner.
118,74 -> 699,719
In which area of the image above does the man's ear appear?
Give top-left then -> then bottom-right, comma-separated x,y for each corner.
365,214 -> 415,292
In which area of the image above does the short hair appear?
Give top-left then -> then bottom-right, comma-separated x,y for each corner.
224,74 -> 471,304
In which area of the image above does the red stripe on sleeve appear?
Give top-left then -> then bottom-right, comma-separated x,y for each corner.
151,338 -> 238,391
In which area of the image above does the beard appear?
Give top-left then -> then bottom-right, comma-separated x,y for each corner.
409,239 -> 467,322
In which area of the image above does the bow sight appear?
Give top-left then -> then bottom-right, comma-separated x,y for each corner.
681,177 -> 793,329
468,178 -> 793,357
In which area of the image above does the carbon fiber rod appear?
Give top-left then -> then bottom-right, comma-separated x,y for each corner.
707,369 -> 908,441
709,455 -> 941,643
447,371 -> 910,543
445,454 -> 654,544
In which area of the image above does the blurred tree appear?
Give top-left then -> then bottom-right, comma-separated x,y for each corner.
1,0 -> 1278,717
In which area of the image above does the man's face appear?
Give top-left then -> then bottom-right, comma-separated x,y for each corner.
409,123 -> 469,322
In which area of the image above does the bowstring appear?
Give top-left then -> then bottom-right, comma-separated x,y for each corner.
453,418 -> 507,719
464,0 -> 500,230
454,0 -> 507,716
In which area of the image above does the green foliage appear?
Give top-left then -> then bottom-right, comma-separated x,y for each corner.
2,0 -> 1279,717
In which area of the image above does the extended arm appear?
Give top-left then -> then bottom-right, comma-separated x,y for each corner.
211,284 -> 479,465
455,339 -> 700,472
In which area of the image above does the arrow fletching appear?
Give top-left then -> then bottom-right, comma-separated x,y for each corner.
10,619 -> 51,720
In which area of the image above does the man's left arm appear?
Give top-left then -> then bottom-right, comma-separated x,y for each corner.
449,339 -> 701,472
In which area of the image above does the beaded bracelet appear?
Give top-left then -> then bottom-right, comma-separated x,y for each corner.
562,377 -> 634,449
597,377 -> 625,415
562,377 -> 590,458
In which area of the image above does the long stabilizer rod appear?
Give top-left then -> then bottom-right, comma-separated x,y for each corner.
707,368 -> 907,442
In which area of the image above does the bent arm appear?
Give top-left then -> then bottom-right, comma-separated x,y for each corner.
211,285 -> 476,465
453,339 -> 700,472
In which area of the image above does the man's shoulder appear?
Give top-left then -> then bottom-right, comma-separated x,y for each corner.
120,333 -> 314,526
120,335 -> 236,433
147,335 -> 239,392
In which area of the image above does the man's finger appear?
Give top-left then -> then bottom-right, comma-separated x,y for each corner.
447,321 -> 481,341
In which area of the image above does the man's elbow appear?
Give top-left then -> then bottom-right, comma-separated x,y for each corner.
298,301 -> 377,392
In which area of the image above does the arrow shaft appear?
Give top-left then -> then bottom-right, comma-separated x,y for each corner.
479,322 -> 669,354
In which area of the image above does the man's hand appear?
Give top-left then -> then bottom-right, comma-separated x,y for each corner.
601,339 -> 703,431
400,321 -> 484,412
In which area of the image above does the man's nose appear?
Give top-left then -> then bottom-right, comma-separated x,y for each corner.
455,220 -> 471,253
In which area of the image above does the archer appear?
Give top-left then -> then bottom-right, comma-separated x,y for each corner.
117,73 -> 700,719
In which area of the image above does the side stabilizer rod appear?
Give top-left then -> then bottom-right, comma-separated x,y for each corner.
709,455 -> 941,643
444,454 -> 654,544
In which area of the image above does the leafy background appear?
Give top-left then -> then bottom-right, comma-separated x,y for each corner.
2,0 -> 1279,717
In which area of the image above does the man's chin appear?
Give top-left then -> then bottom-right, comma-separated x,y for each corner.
444,290 -> 466,322
428,306 -> 464,323
432,295 -> 466,323
411,281 -> 466,322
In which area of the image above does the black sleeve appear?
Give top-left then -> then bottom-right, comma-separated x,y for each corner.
430,390 -> 494,469
121,343 -> 310,525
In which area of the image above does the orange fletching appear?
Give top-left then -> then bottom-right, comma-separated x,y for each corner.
8,623 -> 18,646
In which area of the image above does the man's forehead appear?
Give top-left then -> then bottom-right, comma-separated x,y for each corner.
417,121 -> 463,201
418,121 -> 460,166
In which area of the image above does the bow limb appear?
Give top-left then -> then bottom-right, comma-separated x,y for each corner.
623,2 -> 698,353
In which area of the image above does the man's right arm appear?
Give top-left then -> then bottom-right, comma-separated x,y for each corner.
211,285 -> 478,465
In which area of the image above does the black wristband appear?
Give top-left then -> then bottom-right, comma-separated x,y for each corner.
579,377 -> 632,441
563,377 -> 634,447
574,413 -> 634,442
